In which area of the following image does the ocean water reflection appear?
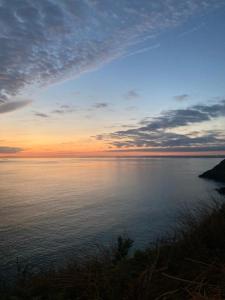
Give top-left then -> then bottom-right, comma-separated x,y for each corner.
0,157 -> 223,273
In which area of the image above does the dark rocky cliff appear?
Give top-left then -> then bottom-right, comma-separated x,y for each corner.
199,159 -> 225,182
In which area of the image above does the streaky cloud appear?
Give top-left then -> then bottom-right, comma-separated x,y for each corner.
174,94 -> 190,102
0,146 -> 23,153
51,104 -> 76,115
124,90 -> 140,100
34,112 -> 49,118
0,100 -> 31,114
122,43 -> 160,58
93,102 -> 109,109
178,22 -> 205,38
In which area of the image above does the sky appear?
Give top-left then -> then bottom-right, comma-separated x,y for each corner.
0,0 -> 225,157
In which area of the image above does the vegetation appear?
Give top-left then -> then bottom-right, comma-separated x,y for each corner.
2,201 -> 225,300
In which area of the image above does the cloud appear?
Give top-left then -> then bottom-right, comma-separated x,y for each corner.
95,99 -> 225,152
124,90 -> 141,100
34,112 -> 49,118
174,94 -> 190,102
107,130 -> 224,149
126,106 -> 138,111
135,100 -> 225,131
178,22 -> 205,38
0,1 -> 223,103
0,100 -> 31,114
122,43 -> 160,58
93,102 -> 109,109
0,146 -> 23,153
52,104 -> 76,115
52,109 -> 67,114
33,104 -> 76,117
108,145 -> 225,153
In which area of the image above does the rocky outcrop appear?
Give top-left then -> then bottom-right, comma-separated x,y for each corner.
199,159 -> 225,183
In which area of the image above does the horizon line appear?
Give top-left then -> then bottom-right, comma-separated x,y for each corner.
1,155 -> 225,159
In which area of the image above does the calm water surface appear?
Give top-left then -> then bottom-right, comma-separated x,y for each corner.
0,157 -> 224,273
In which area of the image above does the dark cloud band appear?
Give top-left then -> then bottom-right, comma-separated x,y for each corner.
96,99 -> 225,152
0,146 -> 23,153
108,145 -> 225,153
0,100 -> 31,114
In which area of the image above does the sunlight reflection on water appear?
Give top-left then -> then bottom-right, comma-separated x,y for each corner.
0,157 -> 223,273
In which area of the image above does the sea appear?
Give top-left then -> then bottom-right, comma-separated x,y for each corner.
0,157 -> 224,275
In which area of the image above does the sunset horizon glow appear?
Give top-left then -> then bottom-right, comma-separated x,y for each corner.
1,1 -> 225,158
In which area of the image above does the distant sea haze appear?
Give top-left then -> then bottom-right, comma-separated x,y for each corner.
0,157 -> 224,274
